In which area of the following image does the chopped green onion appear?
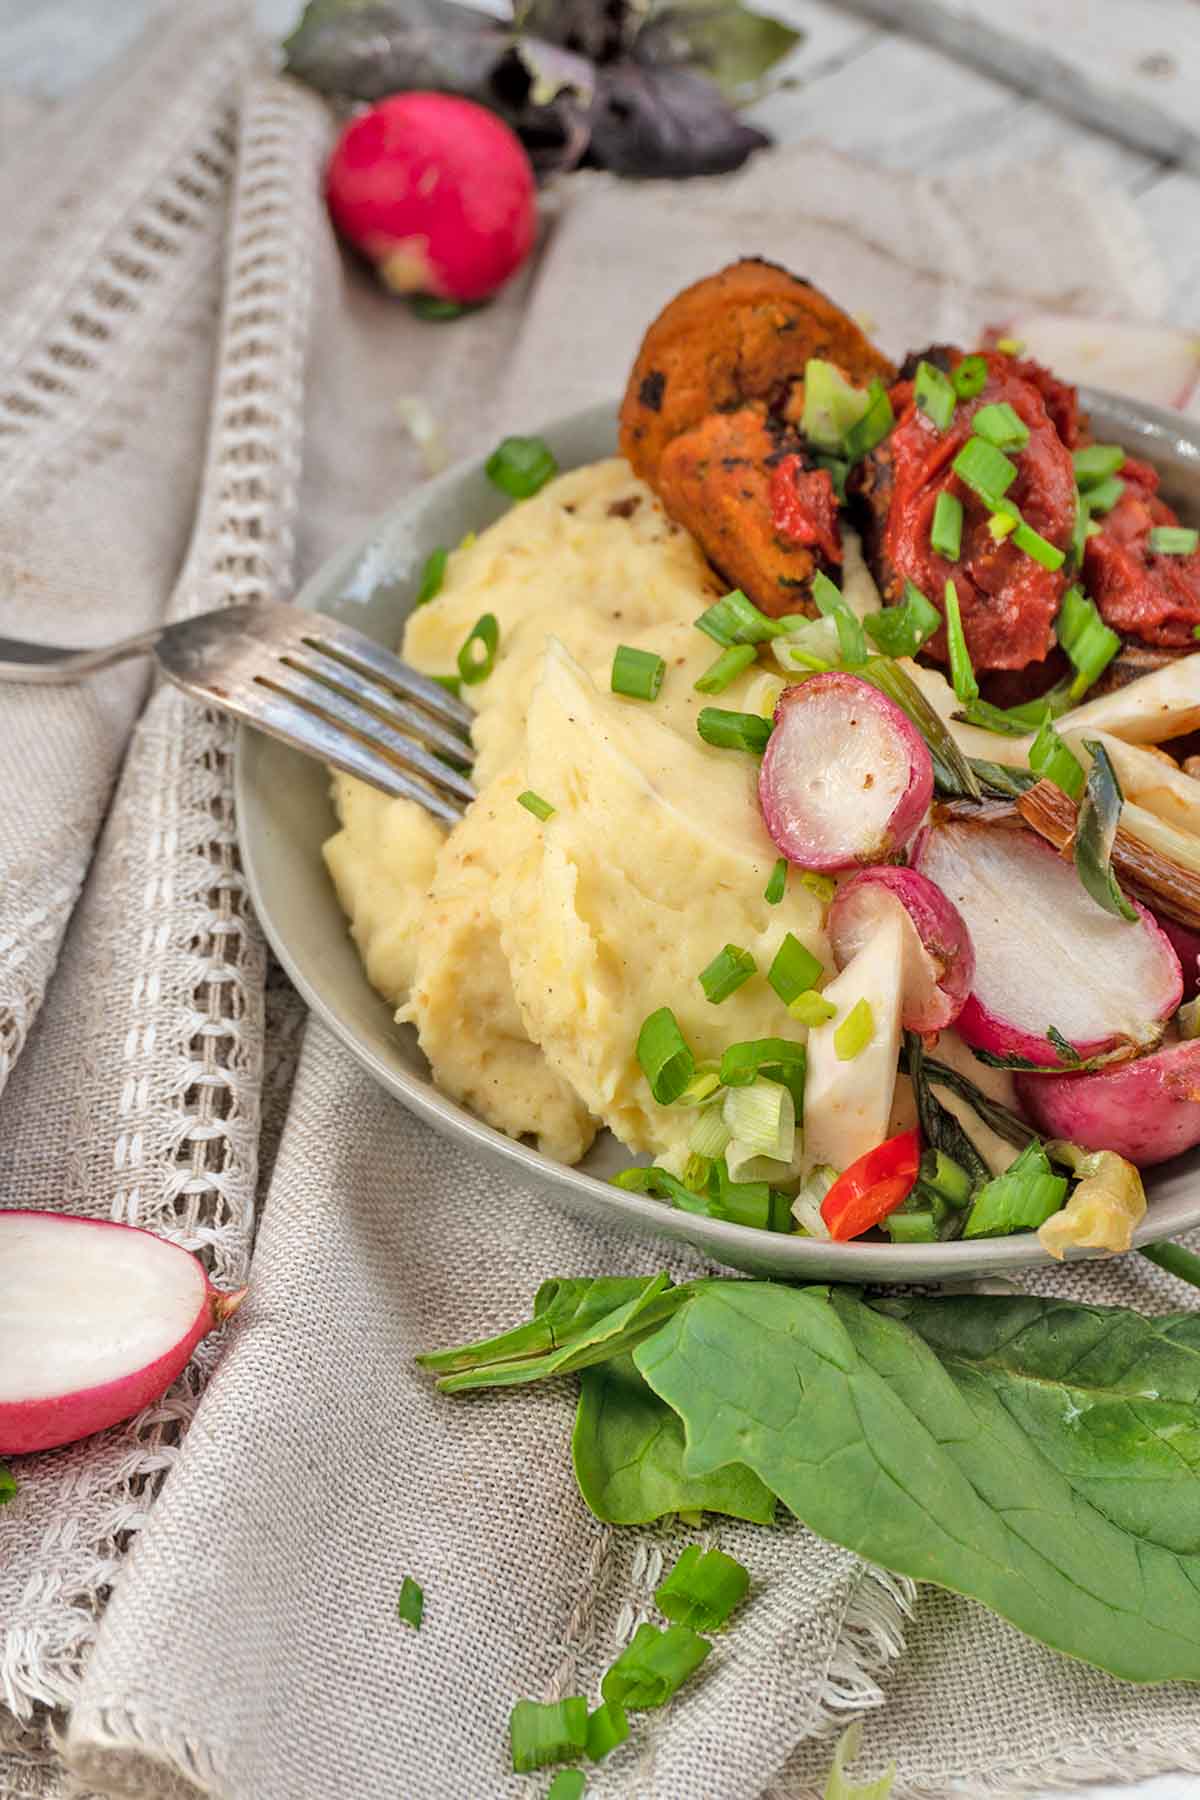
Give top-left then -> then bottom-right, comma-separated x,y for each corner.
517,789 -> 555,821
963,1140 -> 1067,1239
1076,738 -> 1139,922
802,358 -> 872,450
585,1701 -> 629,1763
919,1147 -> 974,1208
611,644 -> 666,701
695,588 -> 781,647
655,1546 -> 750,1632
812,570 -> 867,666
943,580 -> 978,703
1068,487 -> 1090,569
547,1772 -> 587,1800
722,1077 -> 795,1163
841,378 -> 894,461
994,336 -> 1024,356
1148,525 -> 1199,556
432,674 -> 462,698
772,614 -> 840,673
695,643 -> 757,695
1029,712 -> 1084,800
510,1697 -> 589,1772
636,1007 -> 695,1105
813,451 -> 850,499
689,1104 -> 732,1161
799,869 -> 837,903
885,1206 -> 941,1244
601,1622 -> 711,1711
987,504 -> 1019,542
675,1066 -> 723,1108
415,546 -> 448,606
864,580 -> 941,658
789,990 -> 837,1027
1012,520 -> 1065,570
710,1156 -> 791,1230
697,707 -> 772,754
767,932 -> 824,1005
456,612 -> 499,685
764,856 -> 788,905
834,998 -> 874,1061
969,758 -> 1038,798
719,1038 -> 806,1088
1178,997 -> 1200,1041
485,435 -> 557,499
954,696 -> 1037,737
914,360 -> 956,432
396,1576 -> 424,1629
952,436 -> 1017,501
0,1464 -> 15,1505
930,492 -> 963,561
952,354 -> 988,400
1056,584 -> 1119,697
971,401 -> 1029,451
1085,474 -> 1124,515
1073,444 -> 1125,490
613,1165 -> 714,1213
699,944 -> 757,1005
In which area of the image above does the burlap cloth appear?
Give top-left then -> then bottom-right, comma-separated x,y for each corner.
2,5 -> 1199,1796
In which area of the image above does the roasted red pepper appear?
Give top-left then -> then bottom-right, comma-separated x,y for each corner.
769,456 -> 842,563
1084,456 -> 1200,647
820,1127 -> 921,1241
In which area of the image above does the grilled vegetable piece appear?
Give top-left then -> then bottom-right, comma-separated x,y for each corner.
853,348 -> 1076,671
1016,1038 -> 1200,1168
1084,455 -> 1200,649
619,258 -> 894,483
654,408 -> 828,616
828,866 -> 974,1032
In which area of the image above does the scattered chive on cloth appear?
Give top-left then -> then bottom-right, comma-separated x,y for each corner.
1,3 -> 1199,1795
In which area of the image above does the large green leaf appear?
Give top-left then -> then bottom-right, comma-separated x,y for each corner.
634,1283 -> 1200,1680
573,1352 -> 776,1525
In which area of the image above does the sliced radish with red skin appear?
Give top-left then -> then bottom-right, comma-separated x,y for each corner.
916,822 -> 1181,1068
1016,1038 -> 1200,1167
758,673 -> 932,871
1155,912 -> 1200,1001
0,1213 -> 245,1456
828,866 -> 974,1032
326,94 -> 536,304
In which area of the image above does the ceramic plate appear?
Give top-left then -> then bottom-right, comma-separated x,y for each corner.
236,393 -> 1200,1279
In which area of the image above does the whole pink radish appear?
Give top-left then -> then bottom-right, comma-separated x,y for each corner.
917,822 -> 1181,1068
326,94 -> 537,305
828,866 -> 974,1032
758,672 -> 932,870
0,1212 -> 245,1456
1016,1038 -> 1200,1166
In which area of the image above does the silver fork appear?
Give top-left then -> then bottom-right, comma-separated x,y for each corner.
0,599 -> 475,827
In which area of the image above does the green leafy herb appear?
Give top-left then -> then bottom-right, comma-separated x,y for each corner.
510,1697 -> 588,1772
573,1352 -> 775,1524
486,435 -> 558,499
396,1575 -> 424,1628
1075,738 -> 1139,922
655,1544 -> 750,1630
823,1722 -> 896,1800
601,1622 -> 711,1710
415,546 -> 448,605
863,581 -> 941,658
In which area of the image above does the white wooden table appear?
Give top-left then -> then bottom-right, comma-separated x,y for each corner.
1,3 -> 1196,1795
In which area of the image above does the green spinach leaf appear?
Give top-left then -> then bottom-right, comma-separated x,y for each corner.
634,1282 -> 1200,1681
572,1352 -> 775,1525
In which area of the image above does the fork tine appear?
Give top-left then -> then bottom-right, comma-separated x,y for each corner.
288,647 -> 472,763
259,665 -> 477,805
305,618 -> 476,733
244,684 -> 467,827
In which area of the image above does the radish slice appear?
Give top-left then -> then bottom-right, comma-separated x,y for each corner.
758,672 -> 932,870
1016,1038 -> 1200,1167
985,313 -> 1200,411
828,866 -> 974,1032
0,1213 -> 245,1455
1155,913 -> 1200,1001
917,822 -> 1181,1068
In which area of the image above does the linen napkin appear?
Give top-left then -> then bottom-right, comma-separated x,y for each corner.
3,6 -> 1200,1795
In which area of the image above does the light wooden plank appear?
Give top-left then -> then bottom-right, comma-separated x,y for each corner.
841,0 -> 1200,171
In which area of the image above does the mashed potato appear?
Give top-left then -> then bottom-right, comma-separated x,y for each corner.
323,457 -> 846,1165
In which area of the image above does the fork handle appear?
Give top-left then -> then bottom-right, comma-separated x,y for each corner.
0,626 -> 162,685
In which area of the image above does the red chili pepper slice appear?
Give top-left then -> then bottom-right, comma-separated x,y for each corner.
768,456 -> 842,563
820,1127 -> 921,1241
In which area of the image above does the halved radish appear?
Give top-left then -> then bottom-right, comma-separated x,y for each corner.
0,1212 -> 245,1456
1016,1037 -> 1200,1167
828,866 -> 974,1032
917,822 -> 1181,1068
758,672 -> 932,870
1155,913 -> 1200,1001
